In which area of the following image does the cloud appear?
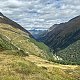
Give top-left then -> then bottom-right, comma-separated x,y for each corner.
0,0 -> 80,29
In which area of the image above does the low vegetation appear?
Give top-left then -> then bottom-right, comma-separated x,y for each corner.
0,34 -> 17,50
29,38 -> 50,53
56,40 -> 80,65
0,53 -> 80,80
0,13 -> 80,80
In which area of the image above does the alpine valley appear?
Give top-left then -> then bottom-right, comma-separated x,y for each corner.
0,12 -> 80,80
38,15 -> 80,65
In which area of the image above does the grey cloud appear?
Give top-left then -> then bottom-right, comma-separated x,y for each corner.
0,0 -> 80,29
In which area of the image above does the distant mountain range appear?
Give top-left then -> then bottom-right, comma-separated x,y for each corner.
25,27 -> 48,30
28,28 -> 47,39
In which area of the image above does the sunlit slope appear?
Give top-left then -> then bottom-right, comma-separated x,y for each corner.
0,23 -> 52,59
0,12 -> 80,80
0,12 -> 54,62
0,53 -> 80,80
0,34 -> 17,51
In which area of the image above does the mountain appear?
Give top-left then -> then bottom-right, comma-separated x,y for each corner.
56,39 -> 80,64
38,15 -> 80,64
39,15 -> 80,51
0,12 -> 31,36
0,12 -> 53,59
0,12 -> 80,80
28,28 -> 47,39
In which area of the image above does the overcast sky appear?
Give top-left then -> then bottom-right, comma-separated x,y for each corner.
0,0 -> 80,29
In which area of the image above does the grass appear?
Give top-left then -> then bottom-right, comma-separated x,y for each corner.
0,23 -> 56,66
0,23 -> 52,59
0,34 -> 17,50
0,23 -> 60,63
29,38 -> 54,60
0,34 -> 28,56
0,53 -> 80,80
29,38 -> 50,53
0,14 -> 80,80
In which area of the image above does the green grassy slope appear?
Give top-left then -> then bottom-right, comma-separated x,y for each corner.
0,34 -> 17,50
0,34 -> 79,80
0,34 -> 27,56
0,53 -> 80,80
0,22 -> 53,60
0,13 -> 80,80
0,33 -> 79,80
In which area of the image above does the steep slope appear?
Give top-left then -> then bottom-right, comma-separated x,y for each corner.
0,12 -> 31,36
0,12 -> 80,80
38,15 -> 80,64
0,34 -> 17,51
0,12 -> 52,59
56,39 -> 80,64
39,15 -> 80,51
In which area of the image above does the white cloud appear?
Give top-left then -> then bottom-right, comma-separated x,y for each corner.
0,0 -> 80,29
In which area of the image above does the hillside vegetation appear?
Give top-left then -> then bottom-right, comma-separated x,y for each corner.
0,12 -> 80,80
56,39 -> 80,65
38,15 -> 80,65
0,23 -> 53,59
0,53 -> 80,80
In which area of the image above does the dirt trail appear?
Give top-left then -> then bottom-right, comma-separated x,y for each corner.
24,55 -> 78,70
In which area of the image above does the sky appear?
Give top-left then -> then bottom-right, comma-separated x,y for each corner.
0,0 -> 80,30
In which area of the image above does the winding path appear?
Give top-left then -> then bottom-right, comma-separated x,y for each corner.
24,55 -> 78,70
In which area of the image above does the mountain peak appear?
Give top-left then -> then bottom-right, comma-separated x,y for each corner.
0,12 -> 33,37
0,12 -> 4,19
0,12 -> 4,16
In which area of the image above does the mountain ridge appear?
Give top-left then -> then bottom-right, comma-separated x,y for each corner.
0,12 -> 54,59
0,12 -> 33,37
0,12 -> 80,80
37,15 -> 80,64
39,15 -> 80,51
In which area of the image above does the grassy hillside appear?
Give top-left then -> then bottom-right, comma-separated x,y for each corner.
0,13 -> 80,80
0,34 -> 28,56
0,12 -> 54,61
0,30 -> 79,80
0,34 -> 17,50
0,53 -> 80,80
0,23 -> 53,59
